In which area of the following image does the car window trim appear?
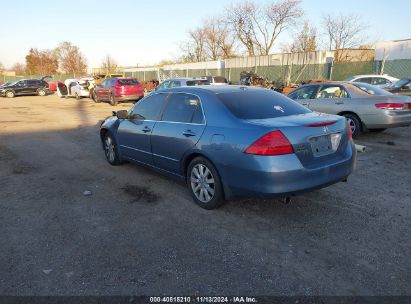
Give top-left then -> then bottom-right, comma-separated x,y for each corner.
159,92 -> 207,125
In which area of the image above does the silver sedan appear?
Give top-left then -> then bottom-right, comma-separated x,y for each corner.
287,82 -> 411,137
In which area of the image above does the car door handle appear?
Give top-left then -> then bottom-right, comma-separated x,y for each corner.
335,101 -> 344,105
301,103 -> 309,106
142,126 -> 151,133
183,130 -> 196,137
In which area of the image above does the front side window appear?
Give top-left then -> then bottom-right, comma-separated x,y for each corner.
130,93 -> 167,120
316,86 -> 349,99
288,86 -> 318,100
161,93 -> 204,124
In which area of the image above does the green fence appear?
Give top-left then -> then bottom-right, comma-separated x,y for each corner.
377,59 -> 411,79
331,61 -> 375,81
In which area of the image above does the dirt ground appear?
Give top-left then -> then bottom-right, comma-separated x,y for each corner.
0,94 -> 410,296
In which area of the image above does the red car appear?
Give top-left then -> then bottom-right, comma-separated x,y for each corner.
92,77 -> 144,106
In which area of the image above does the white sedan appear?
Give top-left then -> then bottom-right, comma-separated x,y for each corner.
57,78 -> 93,99
344,74 -> 399,89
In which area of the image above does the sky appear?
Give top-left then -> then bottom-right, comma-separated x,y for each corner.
0,0 -> 410,70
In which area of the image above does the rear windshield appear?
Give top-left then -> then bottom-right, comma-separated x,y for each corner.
217,90 -> 311,119
213,76 -> 228,83
118,79 -> 140,85
186,80 -> 210,86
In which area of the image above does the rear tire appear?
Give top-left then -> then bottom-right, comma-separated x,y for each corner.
343,113 -> 362,138
75,92 -> 80,100
187,157 -> 224,210
109,94 -> 118,106
5,90 -> 15,98
37,89 -> 46,96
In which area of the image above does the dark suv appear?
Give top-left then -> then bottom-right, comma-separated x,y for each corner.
0,78 -> 50,98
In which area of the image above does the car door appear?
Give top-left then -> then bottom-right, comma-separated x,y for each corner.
116,93 -> 168,165
151,93 -> 206,175
309,84 -> 350,115
287,85 -> 319,109
15,80 -> 30,95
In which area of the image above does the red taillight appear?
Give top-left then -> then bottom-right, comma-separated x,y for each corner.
244,131 -> 294,156
407,103 -> 411,110
347,122 -> 352,141
305,120 -> 337,127
375,103 -> 404,110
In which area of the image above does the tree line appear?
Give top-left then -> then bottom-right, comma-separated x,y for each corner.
178,0 -> 367,63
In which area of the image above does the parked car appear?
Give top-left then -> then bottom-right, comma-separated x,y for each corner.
155,78 -> 210,91
287,82 -> 411,137
89,73 -> 124,97
0,77 -> 50,98
92,77 -> 144,106
196,76 -> 228,85
344,74 -> 399,89
99,86 -> 356,209
57,78 -> 93,99
386,78 -> 411,96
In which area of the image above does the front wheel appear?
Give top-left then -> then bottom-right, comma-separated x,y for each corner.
5,90 -> 15,98
93,91 -> 101,103
187,157 -> 224,210
37,89 -> 46,96
343,113 -> 362,138
103,132 -> 121,166
109,94 -> 118,106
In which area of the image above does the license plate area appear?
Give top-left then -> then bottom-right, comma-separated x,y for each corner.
310,133 -> 341,157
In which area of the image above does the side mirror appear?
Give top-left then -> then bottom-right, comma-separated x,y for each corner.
116,110 -> 128,119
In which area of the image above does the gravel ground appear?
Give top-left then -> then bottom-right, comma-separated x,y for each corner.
0,94 -> 410,296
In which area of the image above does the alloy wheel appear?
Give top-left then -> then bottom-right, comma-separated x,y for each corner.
104,136 -> 115,163
190,164 -> 215,203
346,117 -> 356,133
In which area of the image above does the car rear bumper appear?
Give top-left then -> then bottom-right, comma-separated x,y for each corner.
219,141 -> 356,199
362,111 -> 411,128
114,94 -> 144,102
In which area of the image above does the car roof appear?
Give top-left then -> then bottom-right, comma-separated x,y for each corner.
351,74 -> 397,79
158,85 -> 266,95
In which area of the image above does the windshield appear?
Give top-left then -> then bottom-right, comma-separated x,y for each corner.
186,80 -> 210,86
213,76 -> 228,84
393,79 -> 411,88
352,82 -> 393,96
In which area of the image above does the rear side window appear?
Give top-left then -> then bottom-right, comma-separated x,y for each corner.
162,93 -> 204,124
218,90 -> 310,120
131,93 -> 167,120
118,79 -> 140,85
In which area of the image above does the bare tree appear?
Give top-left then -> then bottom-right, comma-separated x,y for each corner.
25,48 -> 58,75
322,13 -> 367,62
289,21 -> 317,52
203,17 -> 237,60
226,0 -> 303,56
0,62 -> 4,75
55,41 -> 87,76
225,1 -> 257,56
12,63 -> 26,75
101,55 -> 118,73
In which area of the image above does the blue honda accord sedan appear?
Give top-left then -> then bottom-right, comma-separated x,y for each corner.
100,86 -> 356,209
